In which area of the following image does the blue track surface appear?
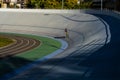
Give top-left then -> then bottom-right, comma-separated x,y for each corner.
80,14 -> 120,80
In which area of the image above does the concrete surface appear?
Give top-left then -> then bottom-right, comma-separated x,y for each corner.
0,9 -> 113,80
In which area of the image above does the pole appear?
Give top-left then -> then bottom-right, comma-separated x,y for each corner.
101,0 -> 103,10
62,0 -> 64,9
64,28 -> 69,40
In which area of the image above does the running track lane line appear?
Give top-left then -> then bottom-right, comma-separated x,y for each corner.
0,38 -> 68,80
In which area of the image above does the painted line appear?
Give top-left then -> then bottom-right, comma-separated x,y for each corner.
0,38 -> 68,80
99,17 -> 111,44
8,39 -> 32,54
0,38 -> 24,53
0,38 -> 17,50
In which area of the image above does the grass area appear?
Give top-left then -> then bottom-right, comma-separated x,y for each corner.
0,36 -> 14,48
15,34 -> 61,61
0,33 -> 61,77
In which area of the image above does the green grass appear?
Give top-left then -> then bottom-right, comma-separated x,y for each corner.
0,36 -> 14,48
15,34 -> 61,61
0,33 -> 61,77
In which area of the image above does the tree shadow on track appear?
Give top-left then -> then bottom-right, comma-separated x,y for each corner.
78,14 -> 120,80
1,14 -> 120,80
25,14 -> 120,80
0,57 -> 33,77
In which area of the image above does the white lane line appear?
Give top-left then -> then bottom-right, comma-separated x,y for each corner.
0,37 -> 24,51
6,38 -> 31,54
0,38 -> 17,49
11,39 -> 38,54
0,38 -> 24,54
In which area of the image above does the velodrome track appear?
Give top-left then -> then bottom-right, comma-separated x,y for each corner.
1,9 -> 120,80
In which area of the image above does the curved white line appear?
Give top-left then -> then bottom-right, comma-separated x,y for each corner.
11,39 -> 38,54
0,38 -> 24,54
